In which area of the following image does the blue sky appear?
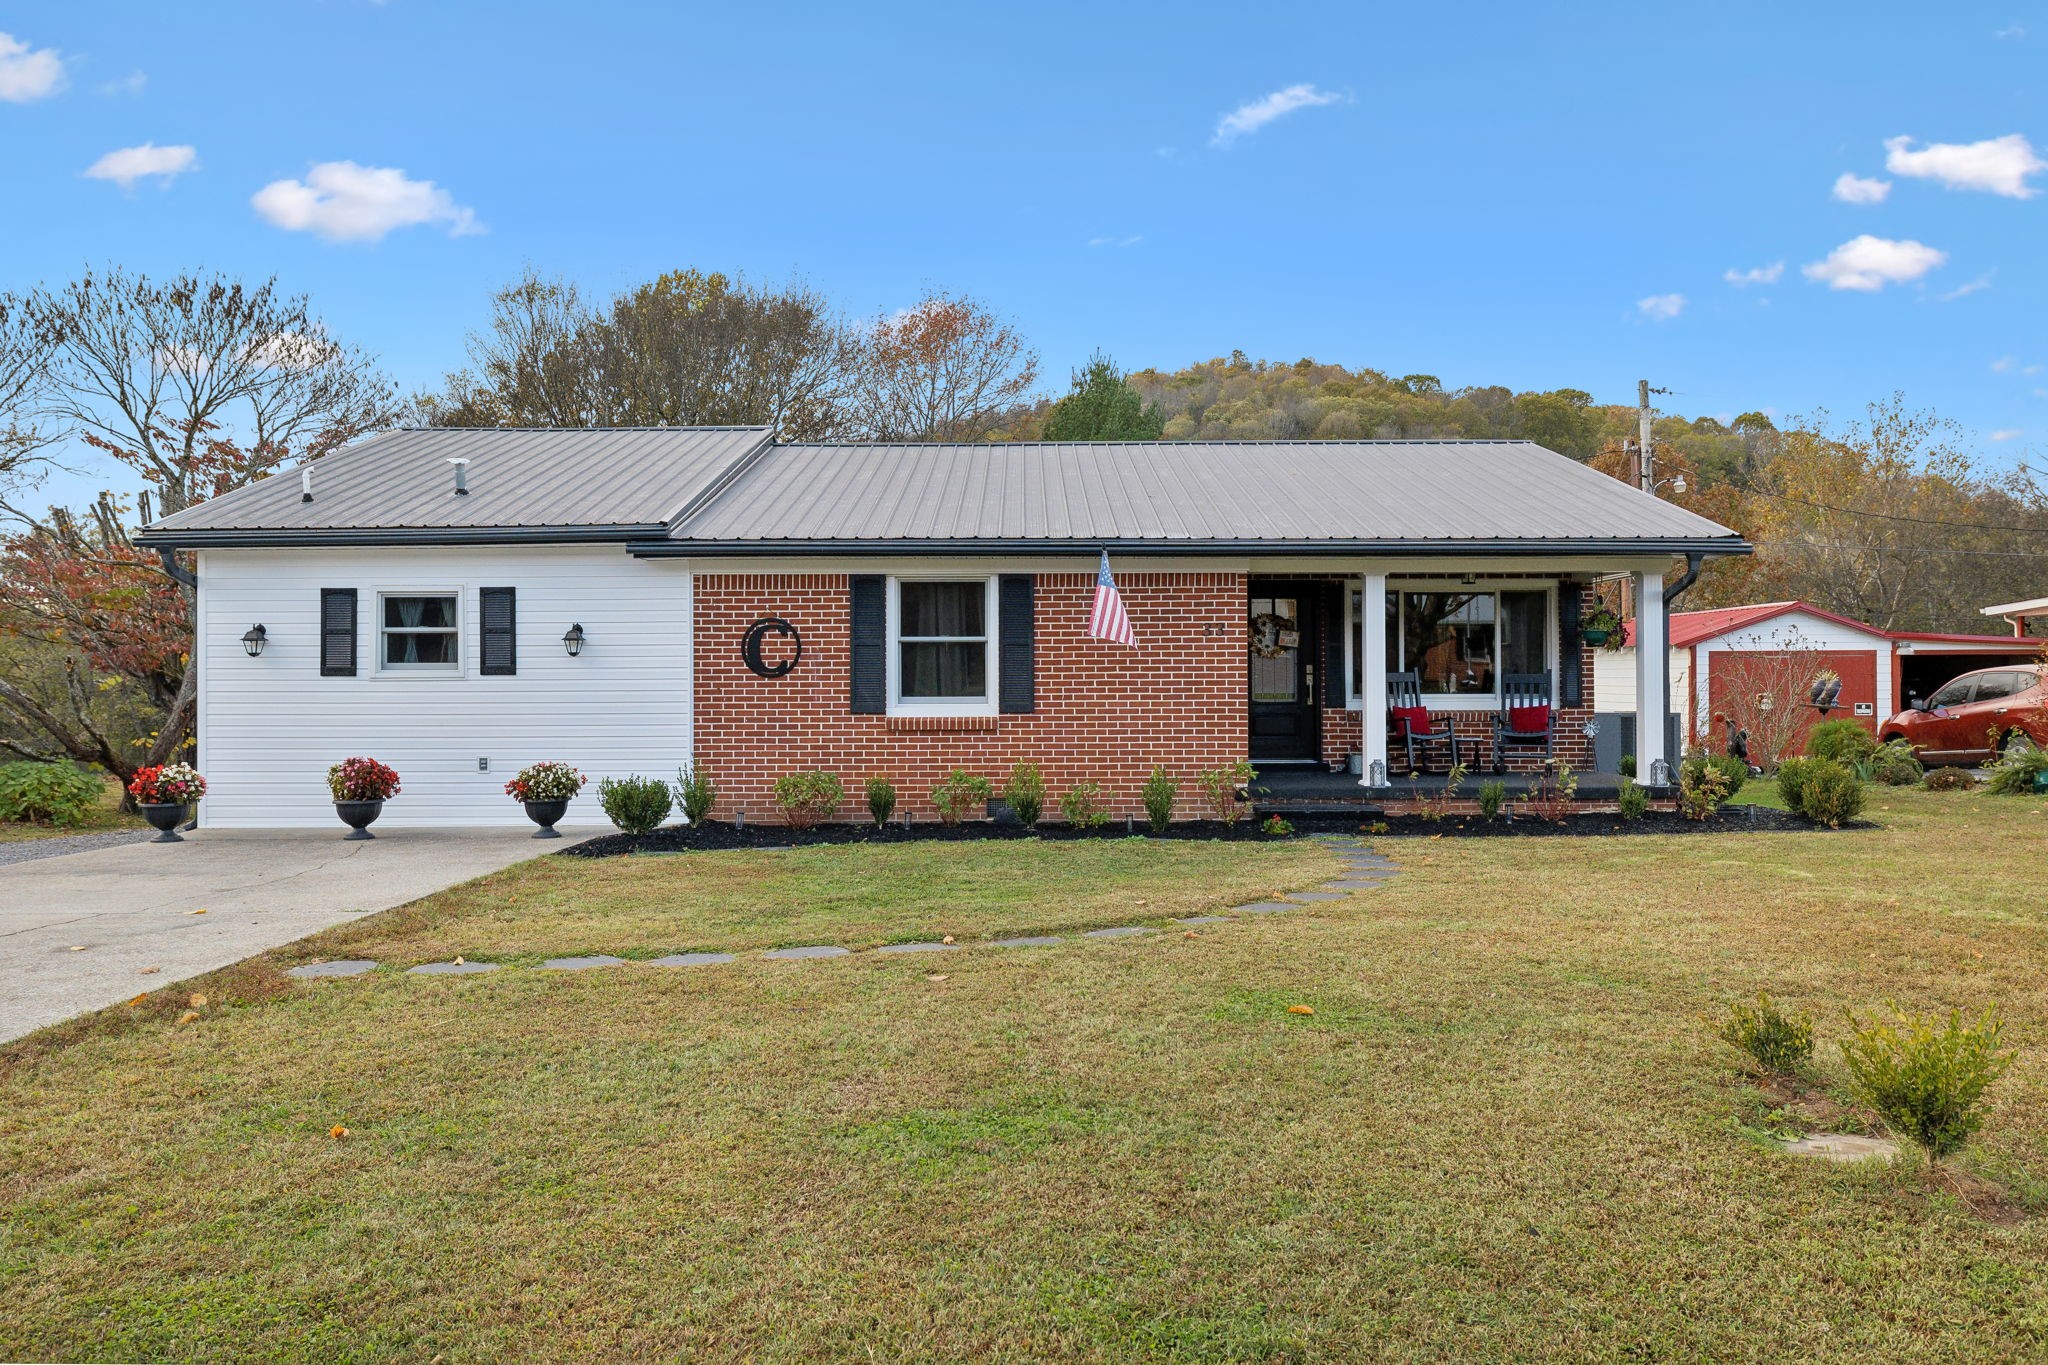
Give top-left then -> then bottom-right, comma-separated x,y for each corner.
4,1 -> 2045,510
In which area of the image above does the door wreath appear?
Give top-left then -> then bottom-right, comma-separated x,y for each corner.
1248,611 -> 1296,659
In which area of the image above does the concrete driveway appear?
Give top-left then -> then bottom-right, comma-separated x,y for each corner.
0,826 -> 597,1042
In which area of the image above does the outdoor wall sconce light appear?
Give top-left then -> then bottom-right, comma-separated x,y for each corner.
241,624 -> 268,657
562,624 -> 586,657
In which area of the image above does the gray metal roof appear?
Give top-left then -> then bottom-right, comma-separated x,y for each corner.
137,430 -> 1747,556
661,440 -> 1744,553
138,427 -> 773,544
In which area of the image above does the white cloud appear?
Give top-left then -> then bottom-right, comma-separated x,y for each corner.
1993,356 -> 2017,373
251,161 -> 483,242
1938,273 -> 1993,300
1883,133 -> 2046,198
1831,172 -> 1891,204
1087,234 -> 1142,248
0,30 -> 66,102
1723,262 -> 1783,286
98,70 -> 146,96
1989,428 -> 2023,441
83,143 -> 198,189
1995,23 -> 2025,39
1636,293 -> 1686,321
1801,235 -> 1946,291
1212,84 -> 1345,147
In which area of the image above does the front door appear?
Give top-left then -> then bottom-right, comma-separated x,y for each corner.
1248,582 -> 1322,762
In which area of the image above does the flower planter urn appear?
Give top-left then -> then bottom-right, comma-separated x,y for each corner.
334,799 -> 385,840
140,802 -> 190,843
523,799 -> 570,838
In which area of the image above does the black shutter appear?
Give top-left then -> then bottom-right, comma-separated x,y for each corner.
1557,584 -> 1584,706
849,575 -> 886,714
479,587 -> 517,676
998,574 -> 1035,714
320,588 -> 357,677
1322,581 -> 1347,708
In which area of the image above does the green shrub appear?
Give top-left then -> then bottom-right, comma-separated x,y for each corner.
1774,756 -> 1823,814
1616,779 -> 1649,821
1712,994 -> 1815,1075
865,775 -> 897,826
1058,781 -> 1110,828
1798,762 -> 1865,828
1475,779 -> 1507,821
1261,814 -> 1293,836
772,771 -> 843,829
0,761 -> 105,826
1197,760 -> 1255,824
674,762 -> 717,824
1984,743 -> 2048,796
1617,753 -> 1636,779
1140,766 -> 1178,832
1807,718 -> 1878,766
1678,753 -> 1732,820
1841,1005 -> 2013,1161
1868,738 -> 1924,786
1923,766 -> 1975,793
596,775 -> 672,834
930,769 -> 992,825
1003,761 -> 1045,828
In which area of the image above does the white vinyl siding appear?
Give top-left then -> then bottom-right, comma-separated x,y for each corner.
194,545 -> 692,828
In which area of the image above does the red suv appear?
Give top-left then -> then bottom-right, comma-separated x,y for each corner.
1881,664 -> 2048,765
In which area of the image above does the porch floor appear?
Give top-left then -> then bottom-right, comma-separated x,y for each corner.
1250,765 -> 1628,814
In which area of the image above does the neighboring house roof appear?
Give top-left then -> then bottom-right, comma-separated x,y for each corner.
137,427 -> 1749,556
136,427 -> 775,546
1625,599 -> 2026,649
1984,595 -> 2048,619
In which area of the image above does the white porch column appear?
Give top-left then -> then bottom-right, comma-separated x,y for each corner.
1360,572 -> 1390,788
1634,568 -> 1670,784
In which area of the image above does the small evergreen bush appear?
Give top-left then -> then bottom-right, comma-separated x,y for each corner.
772,771 -> 844,829
0,761 -> 105,826
597,775 -> 672,834
1807,718 -> 1878,766
1868,738 -> 1924,786
1711,993 -> 1814,1075
1475,779 -> 1507,820
1058,781 -> 1110,828
865,775 -> 897,826
674,762 -> 717,823
1774,756 -> 1822,814
1616,779 -> 1649,821
1984,743 -> 2048,796
1678,753 -> 1732,820
1841,1004 -> 2013,1162
1197,760 -> 1255,824
1617,753 -> 1636,779
1798,762 -> 1865,827
1140,766 -> 1178,832
930,769 -> 992,825
1003,761 -> 1046,828
1923,766 -> 1975,792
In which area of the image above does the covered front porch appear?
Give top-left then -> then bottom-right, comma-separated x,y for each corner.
1248,764 -> 1634,816
1242,560 -> 1684,803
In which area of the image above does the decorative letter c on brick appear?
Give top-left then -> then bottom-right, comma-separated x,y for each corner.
740,617 -> 802,678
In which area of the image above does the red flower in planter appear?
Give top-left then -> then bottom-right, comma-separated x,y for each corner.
327,757 -> 402,802
128,763 -> 207,805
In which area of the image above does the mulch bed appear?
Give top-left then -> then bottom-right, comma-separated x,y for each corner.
562,803 -> 1848,858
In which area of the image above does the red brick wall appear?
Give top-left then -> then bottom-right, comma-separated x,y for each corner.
1316,581 -> 1601,773
693,571 -> 1249,823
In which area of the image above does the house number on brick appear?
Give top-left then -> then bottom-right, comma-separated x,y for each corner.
739,617 -> 802,677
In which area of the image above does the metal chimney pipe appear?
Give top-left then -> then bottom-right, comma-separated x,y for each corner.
448,456 -> 470,496
301,467 -> 314,503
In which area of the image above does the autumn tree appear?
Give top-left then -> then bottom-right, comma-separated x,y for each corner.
843,291 -> 1039,441
0,294 -> 57,503
1042,351 -> 1163,441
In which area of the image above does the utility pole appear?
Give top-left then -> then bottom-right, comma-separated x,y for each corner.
1637,378 -> 1655,493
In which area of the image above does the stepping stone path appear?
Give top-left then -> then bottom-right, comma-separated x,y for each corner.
287,959 -> 378,979
287,840 -> 1404,983
1785,1133 -> 1900,1163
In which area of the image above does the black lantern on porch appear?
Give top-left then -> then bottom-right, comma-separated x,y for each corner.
562,623 -> 586,657
241,624 -> 268,657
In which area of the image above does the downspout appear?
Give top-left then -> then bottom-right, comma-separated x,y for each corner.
155,546 -> 198,590
1662,551 -> 1703,608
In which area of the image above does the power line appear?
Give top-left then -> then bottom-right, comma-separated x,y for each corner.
1749,487 -> 2048,534
1753,537 -> 2048,561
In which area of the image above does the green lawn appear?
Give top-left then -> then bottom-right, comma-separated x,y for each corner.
4,789 -> 2047,1362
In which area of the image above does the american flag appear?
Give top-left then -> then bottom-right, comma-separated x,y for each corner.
1088,550 -> 1136,646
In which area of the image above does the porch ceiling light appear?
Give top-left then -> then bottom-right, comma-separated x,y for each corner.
241,624 -> 268,657
562,623 -> 586,657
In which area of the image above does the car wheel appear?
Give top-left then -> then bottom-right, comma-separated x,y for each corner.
2003,731 -> 2038,762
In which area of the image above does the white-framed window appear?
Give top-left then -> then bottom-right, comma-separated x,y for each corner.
887,576 -> 997,714
1345,581 -> 1555,709
377,592 -> 461,673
